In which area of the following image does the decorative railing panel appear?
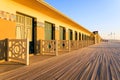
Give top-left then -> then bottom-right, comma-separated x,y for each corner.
0,38 -> 95,64
7,39 -> 29,65
58,40 -> 69,52
82,41 -> 85,47
80,41 -> 83,48
0,39 -> 29,65
88,40 -> 90,46
36,40 -> 95,55
70,40 -> 78,50
0,39 -> 7,60
89,40 -> 94,45
77,41 -> 82,48
41,40 -> 57,55
85,40 -> 88,46
89,40 -> 91,45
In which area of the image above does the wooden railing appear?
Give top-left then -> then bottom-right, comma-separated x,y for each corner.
77,41 -> 82,48
70,40 -> 78,50
41,40 -> 58,56
38,40 -> 95,55
0,39 -> 29,65
7,39 -> 29,65
58,40 -> 69,52
0,39 -> 94,64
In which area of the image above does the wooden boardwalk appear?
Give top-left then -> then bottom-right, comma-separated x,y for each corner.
0,42 -> 120,80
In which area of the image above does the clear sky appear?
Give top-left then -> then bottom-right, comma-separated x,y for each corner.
45,0 -> 120,40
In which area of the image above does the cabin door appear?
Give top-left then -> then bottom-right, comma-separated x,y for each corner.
16,13 -> 34,53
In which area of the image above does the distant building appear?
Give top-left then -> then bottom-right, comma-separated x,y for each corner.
93,31 -> 101,44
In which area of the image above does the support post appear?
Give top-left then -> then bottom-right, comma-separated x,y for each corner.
40,40 -> 43,55
26,39 -> 29,65
69,40 -> 71,52
81,40 -> 84,48
5,38 -> 9,61
55,40 -> 58,56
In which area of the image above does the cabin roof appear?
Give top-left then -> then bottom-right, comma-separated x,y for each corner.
13,0 -> 93,35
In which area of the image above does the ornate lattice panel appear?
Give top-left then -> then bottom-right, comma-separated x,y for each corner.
77,41 -> 82,48
70,40 -> 78,50
85,40 -> 88,47
8,39 -> 29,65
0,39 -> 7,60
88,40 -> 90,46
87,40 -> 90,46
91,40 -> 93,45
58,40 -> 69,52
82,40 -> 86,47
89,40 -> 93,45
80,41 -> 83,48
41,40 -> 57,55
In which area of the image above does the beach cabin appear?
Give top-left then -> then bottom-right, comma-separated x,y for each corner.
0,0 -> 101,65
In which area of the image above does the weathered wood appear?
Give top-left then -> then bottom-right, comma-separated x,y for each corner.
0,42 -> 120,80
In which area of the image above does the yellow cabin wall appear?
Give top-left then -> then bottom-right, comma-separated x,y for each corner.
0,19 -> 16,39
66,30 -> 68,40
37,27 -> 44,40
0,0 -> 94,40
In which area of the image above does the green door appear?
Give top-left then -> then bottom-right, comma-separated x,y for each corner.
60,26 -> 63,40
79,33 -> 81,40
75,31 -> 77,40
45,22 -> 52,40
68,29 -> 73,40
68,29 -> 70,40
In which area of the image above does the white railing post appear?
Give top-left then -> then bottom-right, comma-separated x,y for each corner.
40,40 -> 43,55
5,38 -> 9,61
55,40 -> 58,56
26,39 -> 29,65
68,40 -> 71,52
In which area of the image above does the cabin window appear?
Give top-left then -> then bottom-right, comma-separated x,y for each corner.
68,29 -> 73,40
88,36 -> 90,40
45,21 -> 55,40
87,36 -> 89,40
82,34 -> 84,40
85,35 -> 87,40
59,26 -> 66,40
79,32 -> 81,40
75,31 -> 77,40
84,35 -> 87,40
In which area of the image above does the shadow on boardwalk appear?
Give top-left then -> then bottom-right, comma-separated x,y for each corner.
0,55 -> 54,74
0,42 -> 120,80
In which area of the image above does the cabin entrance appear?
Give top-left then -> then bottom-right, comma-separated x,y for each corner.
45,21 -> 55,40
16,13 -> 37,54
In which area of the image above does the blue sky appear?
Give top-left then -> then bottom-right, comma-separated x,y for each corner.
45,0 -> 120,39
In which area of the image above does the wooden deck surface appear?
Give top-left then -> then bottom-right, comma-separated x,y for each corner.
0,42 -> 120,80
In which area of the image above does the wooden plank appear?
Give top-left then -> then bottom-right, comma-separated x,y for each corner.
0,42 -> 120,80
